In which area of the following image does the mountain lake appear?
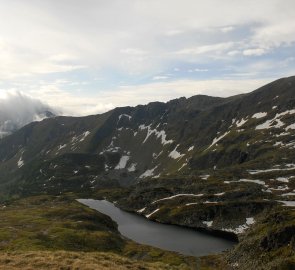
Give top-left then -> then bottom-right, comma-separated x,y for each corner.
78,199 -> 236,257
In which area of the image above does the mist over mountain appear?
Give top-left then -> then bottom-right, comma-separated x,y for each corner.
0,93 -> 56,138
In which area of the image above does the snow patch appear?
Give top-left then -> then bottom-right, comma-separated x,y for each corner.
139,124 -> 173,145
137,207 -> 146,213
236,118 -> 247,127
238,179 -> 266,185
152,193 -> 204,204
281,192 -> 295,197
276,177 -> 290,183
286,123 -> 295,130
256,109 -> 295,130
225,179 -> 267,186
168,144 -> 184,159
185,202 -> 198,206
249,164 -> 295,174
274,132 -> 290,137
79,131 -> 90,142
202,221 -> 213,227
145,208 -> 160,218
17,156 -> 24,168
207,131 -> 230,149
118,114 -> 132,122
188,146 -> 194,151
269,185 -> 289,191
276,109 -> 295,117
277,201 -> 295,207
139,166 -> 158,178
204,201 -> 218,204
223,217 -> 255,234
178,163 -> 187,171
58,144 -> 67,150
256,119 -> 280,129
252,112 -> 267,119
127,163 -> 137,172
115,155 -> 130,169
214,192 -> 225,196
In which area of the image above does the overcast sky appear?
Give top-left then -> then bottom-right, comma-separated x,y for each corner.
0,0 -> 294,115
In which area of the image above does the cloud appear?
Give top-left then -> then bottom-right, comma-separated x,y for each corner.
0,40 -> 86,79
0,0 -> 294,116
0,92 -> 57,137
174,42 -> 234,55
0,76 -> 279,131
243,48 -> 268,56
23,78 -> 274,116
191,68 -> 209,72
221,26 -> 235,33
120,48 -> 149,55
0,0 -> 294,79
227,50 -> 241,56
165,30 -> 184,36
152,76 -> 169,80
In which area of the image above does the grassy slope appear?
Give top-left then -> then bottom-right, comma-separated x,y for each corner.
0,194 -> 227,269
0,251 -> 187,270
226,207 -> 295,270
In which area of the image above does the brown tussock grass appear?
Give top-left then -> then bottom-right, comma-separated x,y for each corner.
0,251 -> 185,270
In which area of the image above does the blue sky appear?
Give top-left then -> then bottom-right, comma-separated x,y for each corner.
0,0 -> 294,115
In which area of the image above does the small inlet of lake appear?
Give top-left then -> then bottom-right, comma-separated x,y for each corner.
78,199 -> 236,257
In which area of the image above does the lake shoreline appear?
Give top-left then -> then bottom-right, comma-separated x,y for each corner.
78,198 -> 236,257
117,203 -> 239,242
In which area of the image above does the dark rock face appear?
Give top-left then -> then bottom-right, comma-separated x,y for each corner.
260,225 -> 295,251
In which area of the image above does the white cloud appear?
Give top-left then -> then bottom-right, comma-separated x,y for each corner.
221,26 -> 235,33
152,76 -> 169,80
243,48 -> 268,56
0,39 -> 86,79
0,0 -> 293,79
21,78 -> 273,116
194,68 -> 209,72
252,21 -> 295,47
174,42 -> 234,55
165,30 -> 184,36
227,50 -> 241,56
0,0 -> 294,114
120,48 -> 149,55
0,92 -> 56,136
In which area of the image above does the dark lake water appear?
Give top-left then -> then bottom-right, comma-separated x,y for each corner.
78,199 -> 236,257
